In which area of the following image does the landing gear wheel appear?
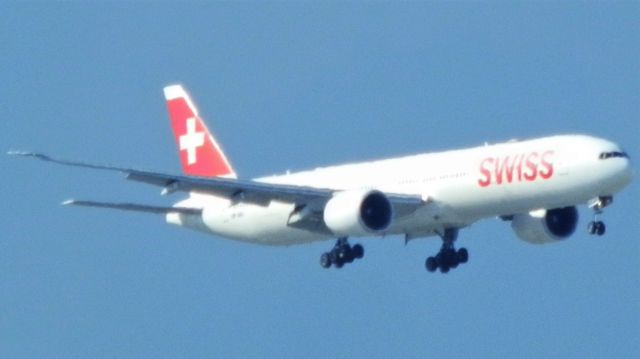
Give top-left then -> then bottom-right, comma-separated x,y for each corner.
457,248 -> 469,264
426,257 -> 437,272
338,247 -> 353,263
439,264 -> 450,273
449,250 -> 460,268
320,253 -> 331,268
588,221 -> 606,236
436,253 -> 451,273
352,244 -> 364,259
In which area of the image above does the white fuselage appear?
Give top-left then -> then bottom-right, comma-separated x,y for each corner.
166,135 -> 632,245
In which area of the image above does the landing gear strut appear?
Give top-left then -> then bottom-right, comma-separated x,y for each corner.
588,196 -> 612,236
425,228 -> 468,273
320,238 -> 364,269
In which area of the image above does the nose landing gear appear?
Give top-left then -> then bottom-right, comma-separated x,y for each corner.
588,196 -> 612,236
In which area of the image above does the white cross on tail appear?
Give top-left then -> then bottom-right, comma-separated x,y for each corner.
179,117 -> 205,165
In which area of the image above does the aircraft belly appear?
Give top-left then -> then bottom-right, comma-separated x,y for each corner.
200,201 -> 329,246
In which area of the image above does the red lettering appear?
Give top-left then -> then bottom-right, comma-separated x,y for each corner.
494,157 -> 504,185
478,158 -> 493,187
478,150 -> 553,187
539,150 -> 554,179
523,152 -> 539,181
504,156 -> 516,183
515,153 -> 525,181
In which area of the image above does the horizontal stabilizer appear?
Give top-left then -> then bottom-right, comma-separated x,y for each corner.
62,199 -> 202,215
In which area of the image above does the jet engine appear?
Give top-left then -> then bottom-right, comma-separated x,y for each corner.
323,189 -> 392,236
511,206 -> 578,244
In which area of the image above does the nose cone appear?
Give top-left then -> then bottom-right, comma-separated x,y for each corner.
620,157 -> 633,186
606,151 -> 633,192
595,138 -> 633,192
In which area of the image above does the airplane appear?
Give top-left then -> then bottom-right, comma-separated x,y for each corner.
9,85 -> 633,273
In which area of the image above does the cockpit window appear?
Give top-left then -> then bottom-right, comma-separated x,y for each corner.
599,151 -> 629,160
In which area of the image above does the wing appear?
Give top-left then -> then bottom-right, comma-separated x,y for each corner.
10,152 -> 427,231
9,151 -> 331,202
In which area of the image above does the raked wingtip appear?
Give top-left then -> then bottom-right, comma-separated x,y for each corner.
8,151 -> 51,161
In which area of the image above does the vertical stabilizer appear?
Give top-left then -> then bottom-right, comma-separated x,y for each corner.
164,85 -> 236,178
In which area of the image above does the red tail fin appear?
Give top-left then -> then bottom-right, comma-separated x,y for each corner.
164,85 -> 236,178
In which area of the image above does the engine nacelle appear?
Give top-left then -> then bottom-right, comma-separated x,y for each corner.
323,189 -> 392,236
511,206 -> 578,244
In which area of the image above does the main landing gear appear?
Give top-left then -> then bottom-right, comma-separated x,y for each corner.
588,196 -> 612,236
320,238 -> 364,269
425,228 -> 468,273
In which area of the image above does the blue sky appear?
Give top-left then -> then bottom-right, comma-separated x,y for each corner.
2,2 -> 638,358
